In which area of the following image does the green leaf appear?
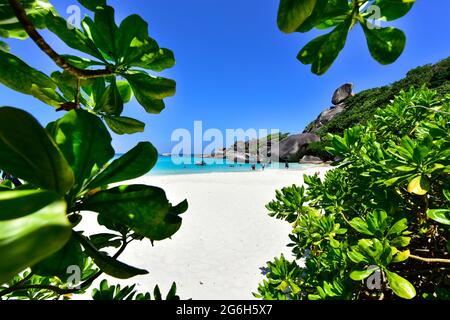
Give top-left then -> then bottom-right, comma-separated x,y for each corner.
0,0 -> 54,39
392,249 -> 410,263
170,199 -> 189,215
385,270 -> 416,299
0,200 -> 71,284
166,282 -> 179,300
104,116 -> 145,135
350,267 -> 377,281
94,5 -> 118,59
0,107 -> 74,195
407,175 -> 430,195
97,78 -> 124,116
348,250 -> 368,264
60,54 -> 104,69
277,0 -> 318,33
87,142 -> 158,189
46,109 -> 114,193
0,190 -> 60,221
387,218 -> 408,236
78,0 -> 106,11
371,0 -> 415,21
443,189 -> 450,202
297,18 -> 350,75
0,40 -> 10,52
0,50 -> 64,107
145,48 -> 176,72
115,14 -> 152,63
75,232 -> 148,279
426,209 -> 450,225
329,238 -> 340,248
80,185 -> 188,241
89,233 -> 122,249
390,236 -> 411,247
116,80 -> 133,103
45,12 -> 103,60
362,24 -> 406,65
124,73 -> 175,113
349,217 -> 373,235
32,235 -> 83,281
297,0 -> 350,33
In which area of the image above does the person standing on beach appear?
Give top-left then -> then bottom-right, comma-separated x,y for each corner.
261,163 -> 265,171
285,161 -> 289,169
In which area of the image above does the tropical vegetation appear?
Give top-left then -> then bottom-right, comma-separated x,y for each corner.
0,0 -> 186,300
256,86 -> 450,300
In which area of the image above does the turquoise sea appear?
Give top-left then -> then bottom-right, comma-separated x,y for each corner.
115,155 -> 316,176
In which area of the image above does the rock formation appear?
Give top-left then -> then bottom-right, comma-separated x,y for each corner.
332,83 -> 353,105
304,83 -> 354,133
207,83 -> 354,163
271,133 -> 320,162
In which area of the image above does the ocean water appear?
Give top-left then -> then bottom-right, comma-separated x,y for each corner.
114,155 -> 316,176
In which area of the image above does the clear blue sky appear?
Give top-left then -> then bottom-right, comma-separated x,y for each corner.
1,0 -> 449,153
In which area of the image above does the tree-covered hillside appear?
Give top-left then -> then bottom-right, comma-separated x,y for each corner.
304,56 -> 450,160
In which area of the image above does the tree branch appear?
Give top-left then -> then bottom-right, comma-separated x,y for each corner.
8,0 -> 113,79
410,254 -> 450,264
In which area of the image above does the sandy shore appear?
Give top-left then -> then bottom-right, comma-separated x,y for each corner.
79,166 -> 332,300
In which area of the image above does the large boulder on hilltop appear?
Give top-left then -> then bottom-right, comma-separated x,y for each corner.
332,83 -> 353,105
304,83 -> 354,133
271,133 -> 320,162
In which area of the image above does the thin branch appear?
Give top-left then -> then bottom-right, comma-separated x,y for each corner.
75,77 -> 81,107
409,254 -> 450,264
8,0 -> 113,79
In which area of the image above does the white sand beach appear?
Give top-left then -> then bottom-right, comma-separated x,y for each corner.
80,166 -> 332,300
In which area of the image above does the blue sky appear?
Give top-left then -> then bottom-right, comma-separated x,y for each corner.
1,0 -> 449,153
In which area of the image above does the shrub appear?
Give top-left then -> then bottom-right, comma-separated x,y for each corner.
256,87 -> 450,300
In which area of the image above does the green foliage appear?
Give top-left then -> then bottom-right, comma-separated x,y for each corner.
0,0 -> 54,39
309,57 -> 450,143
0,107 -> 74,195
0,200 -> 70,284
0,50 -> 64,106
0,0 -> 176,134
303,140 -> 334,161
0,0 -> 187,300
92,280 -> 180,300
277,0 -> 415,74
257,87 -> 450,300
80,185 -> 186,241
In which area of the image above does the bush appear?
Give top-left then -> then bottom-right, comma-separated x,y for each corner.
256,87 -> 450,300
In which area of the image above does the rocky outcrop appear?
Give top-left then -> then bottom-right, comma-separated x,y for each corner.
332,83 -> 353,105
305,103 -> 346,133
304,83 -> 354,133
299,155 -> 324,164
271,133 -> 320,162
207,84 -> 354,163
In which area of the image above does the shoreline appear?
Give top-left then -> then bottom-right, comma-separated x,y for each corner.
78,165 -> 333,300
147,163 -> 332,177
